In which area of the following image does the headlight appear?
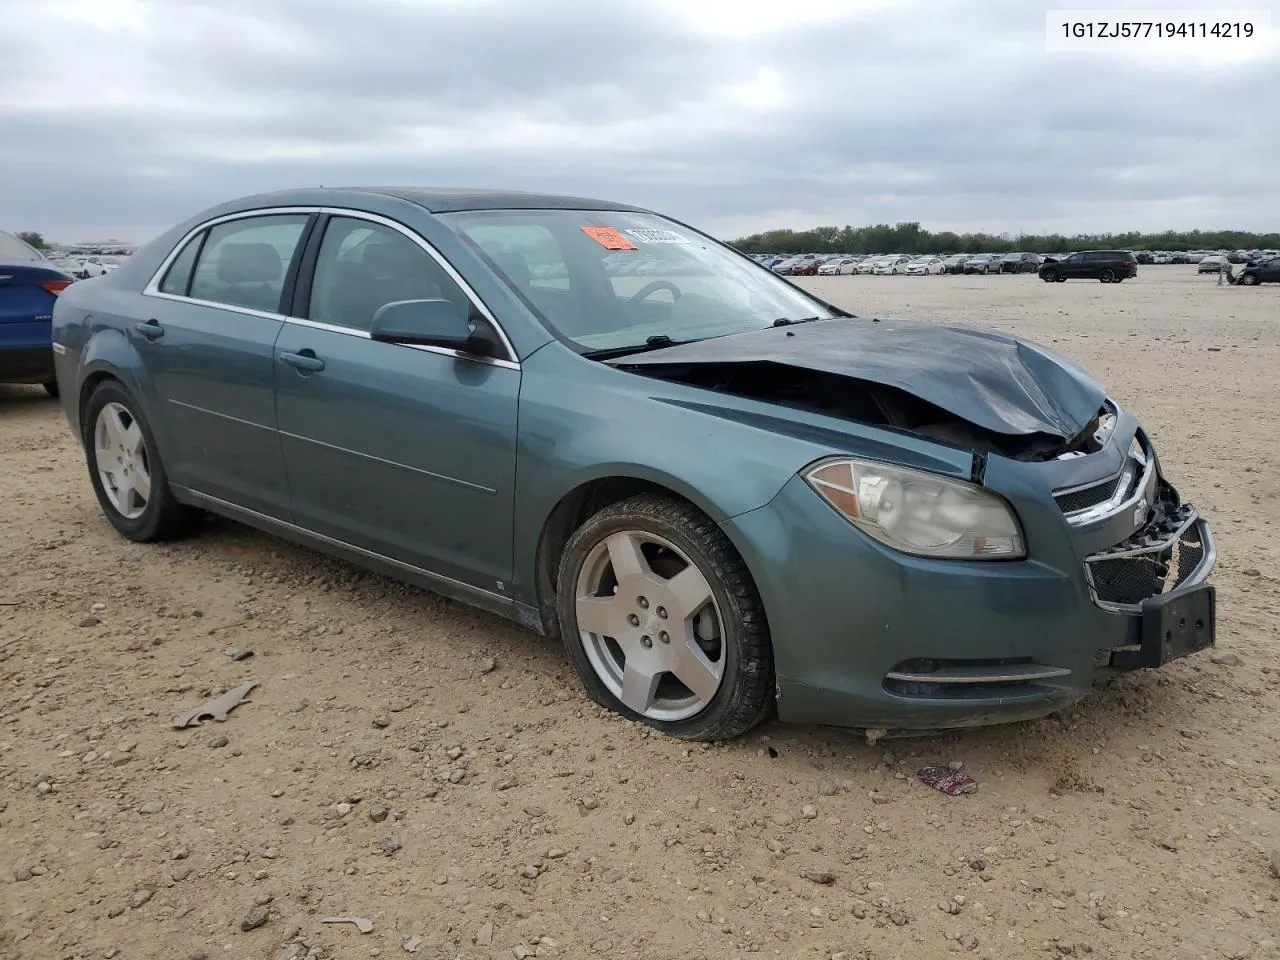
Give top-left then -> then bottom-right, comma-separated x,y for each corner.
803,457 -> 1025,559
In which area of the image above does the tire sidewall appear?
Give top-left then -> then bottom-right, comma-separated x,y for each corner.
82,381 -> 175,541
555,506 -> 763,739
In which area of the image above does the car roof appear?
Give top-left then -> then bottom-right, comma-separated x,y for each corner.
230,186 -> 654,215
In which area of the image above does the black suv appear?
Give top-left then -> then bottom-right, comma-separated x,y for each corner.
1038,250 -> 1138,283
998,252 -> 1040,273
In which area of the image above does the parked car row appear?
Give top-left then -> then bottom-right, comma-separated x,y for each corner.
759,251 -> 1057,277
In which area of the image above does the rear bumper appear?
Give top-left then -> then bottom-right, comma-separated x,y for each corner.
721,472 -> 1216,732
0,345 -> 55,384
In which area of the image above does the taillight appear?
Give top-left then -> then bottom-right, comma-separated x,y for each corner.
41,280 -> 72,296
1123,261 -> 1135,268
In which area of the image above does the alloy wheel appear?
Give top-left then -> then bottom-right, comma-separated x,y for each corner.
93,401 -> 151,520
575,530 -> 724,721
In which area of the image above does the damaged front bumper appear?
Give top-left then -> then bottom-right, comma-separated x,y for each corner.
719,444 -> 1217,732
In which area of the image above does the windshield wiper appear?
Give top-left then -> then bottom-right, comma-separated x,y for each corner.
580,335 -> 696,361
772,316 -> 823,327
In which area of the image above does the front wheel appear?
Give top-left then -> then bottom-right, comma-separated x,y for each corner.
1041,269 -> 1058,282
556,495 -> 775,741
83,380 -> 199,542
1240,273 -> 1260,286
1099,269 -> 1116,283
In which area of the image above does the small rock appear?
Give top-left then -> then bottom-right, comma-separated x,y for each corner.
36,781 -> 52,794
512,946 -> 535,960
948,760 -> 964,771
253,893 -> 273,906
130,890 -> 152,909
1159,834 -> 1180,852
521,864 -> 540,879
139,801 -> 164,815
107,905 -> 125,918
801,868 -> 836,885
475,920 -> 493,946
368,804 -> 389,823
261,847 -> 278,860
1211,651 -> 1242,666
546,847 -> 567,859
14,867 -> 33,882
375,837 -> 402,857
939,899 -> 961,914
79,616 -> 101,628
959,934 -> 979,951
240,904 -> 269,931
1268,849 -> 1280,879
276,946 -> 306,960
801,804 -> 818,819
581,798 -> 599,811
1179,729 -> 1201,739
523,805 -> 545,818
228,649 -> 254,661
1242,568 -> 1261,577
496,777 -> 518,791
170,867 -> 192,882
372,716 -> 391,729
335,802 -> 353,816
208,735 -> 228,749
402,935 -> 422,954
480,656 -> 497,674
968,858 -> 987,871
818,782 -> 836,796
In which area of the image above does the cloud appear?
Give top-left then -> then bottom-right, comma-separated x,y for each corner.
1,0 -> 1276,242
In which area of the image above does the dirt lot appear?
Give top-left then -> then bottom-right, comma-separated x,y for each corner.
3,267 -> 1278,960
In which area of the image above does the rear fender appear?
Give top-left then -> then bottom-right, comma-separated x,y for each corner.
74,327 -> 163,449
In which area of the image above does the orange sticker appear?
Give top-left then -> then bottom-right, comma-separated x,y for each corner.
581,226 -> 637,250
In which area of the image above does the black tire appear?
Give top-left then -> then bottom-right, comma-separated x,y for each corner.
980,266 -> 988,275
556,494 -> 775,741
1240,273 -> 1259,286
1098,269 -> 1115,283
43,380 -> 60,398
1041,269 -> 1058,282
1057,276 -> 1067,282
82,380 -> 199,542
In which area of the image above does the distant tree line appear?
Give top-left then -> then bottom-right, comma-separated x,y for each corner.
17,231 -> 48,250
729,222 -> 1280,255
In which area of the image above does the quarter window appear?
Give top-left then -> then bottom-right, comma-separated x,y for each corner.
188,214 -> 309,313
158,232 -> 204,296
309,217 -> 470,333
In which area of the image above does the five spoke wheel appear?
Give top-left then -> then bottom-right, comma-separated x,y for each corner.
93,401 -> 151,520
575,530 -> 724,721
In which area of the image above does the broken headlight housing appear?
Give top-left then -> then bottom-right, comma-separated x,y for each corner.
803,457 -> 1025,559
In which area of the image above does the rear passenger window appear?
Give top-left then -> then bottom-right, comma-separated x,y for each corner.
309,217 -> 470,332
188,214 -> 309,313
158,232 -> 204,296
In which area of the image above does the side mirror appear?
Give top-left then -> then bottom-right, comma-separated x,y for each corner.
370,299 -> 474,351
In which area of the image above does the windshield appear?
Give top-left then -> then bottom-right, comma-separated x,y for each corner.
441,209 -> 835,352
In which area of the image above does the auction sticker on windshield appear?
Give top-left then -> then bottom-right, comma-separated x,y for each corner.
581,226 -> 638,250
625,227 -> 691,244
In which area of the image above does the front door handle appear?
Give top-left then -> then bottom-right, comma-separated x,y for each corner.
134,319 -> 165,340
279,350 -> 325,373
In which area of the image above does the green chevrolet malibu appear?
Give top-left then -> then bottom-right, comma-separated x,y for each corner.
51,188 -> 1217,741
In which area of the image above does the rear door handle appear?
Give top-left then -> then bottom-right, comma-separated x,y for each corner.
134,319 -> 165,340
279,350 -> 325,373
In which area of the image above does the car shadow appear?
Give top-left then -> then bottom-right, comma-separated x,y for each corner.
188,510 -> 1198,793
0,383 -> 56,409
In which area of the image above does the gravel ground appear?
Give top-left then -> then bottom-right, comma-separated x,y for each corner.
2,266 -> 1278,960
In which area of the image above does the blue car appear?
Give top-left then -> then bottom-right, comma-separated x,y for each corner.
0,231 -> 74,396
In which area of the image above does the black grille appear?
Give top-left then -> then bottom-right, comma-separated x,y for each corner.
1086,506 -> 1206,607
1054,478 -> 1119,514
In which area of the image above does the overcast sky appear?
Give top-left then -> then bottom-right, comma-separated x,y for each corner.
1,0 -> 1276,243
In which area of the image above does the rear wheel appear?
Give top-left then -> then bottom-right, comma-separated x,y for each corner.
1041,268 -> 1058,282
83,380 -> 199,542
1240,272 -> 1259,286
556,494 -> 774,741
1099,269 -> 1116,283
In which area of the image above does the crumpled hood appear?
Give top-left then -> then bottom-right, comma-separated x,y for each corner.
610,318 -> 1107,441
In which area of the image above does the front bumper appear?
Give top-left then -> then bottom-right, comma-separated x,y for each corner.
721,455 -> 1216,731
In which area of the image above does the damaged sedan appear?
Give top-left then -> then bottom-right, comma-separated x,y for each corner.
51,188 -> 1216,741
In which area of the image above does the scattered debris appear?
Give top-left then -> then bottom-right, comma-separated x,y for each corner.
322,916 -> 374,934
918,765 -> 978,795
173,681 -> 259,728
800,868 -> 836,885
475,920 -> 493,946
402,935 -> 422,953
240,904 -> 269,931
227,649 -> 254,661
375,837 -> 402,857
368,804 -> 389,823
479,656 -> 497,674
864,727 -> 887,746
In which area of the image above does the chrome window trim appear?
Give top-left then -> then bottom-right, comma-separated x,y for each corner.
141,205 -> 521,369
